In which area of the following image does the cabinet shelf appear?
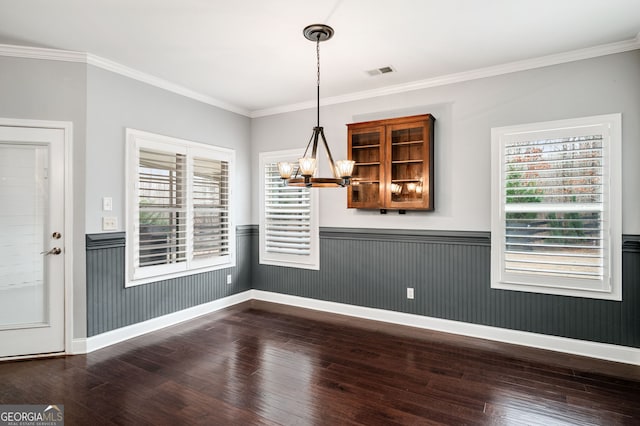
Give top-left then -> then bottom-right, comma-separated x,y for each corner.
392,140 -> 423,146
392,159 -> 423,164
347,114 -> 435,211
352,179 -> 380,184
352,144 -> 380,149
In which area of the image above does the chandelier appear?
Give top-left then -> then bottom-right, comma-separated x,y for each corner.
278,24 -> 355,187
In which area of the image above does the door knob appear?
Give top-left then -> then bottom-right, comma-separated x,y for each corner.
41,247 -> 62,256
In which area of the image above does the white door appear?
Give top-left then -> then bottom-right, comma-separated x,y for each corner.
0,125 -> 65,358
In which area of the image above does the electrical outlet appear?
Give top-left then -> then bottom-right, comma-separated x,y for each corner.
407,287 -> 414,299
102,216 -> 118,231
226,274 -> 232,285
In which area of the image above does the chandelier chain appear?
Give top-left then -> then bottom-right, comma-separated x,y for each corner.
316,35 -> 321,127
316,36 -> 321,87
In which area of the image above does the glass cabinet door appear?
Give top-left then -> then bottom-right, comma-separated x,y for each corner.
386,121 -> 432,210
348,126 -> 384,209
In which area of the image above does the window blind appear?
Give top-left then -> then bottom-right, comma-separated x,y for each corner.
264,162 -> 311,255
193,157 -> 229,259
503,135 -> 604,280
138,149 -> 187,267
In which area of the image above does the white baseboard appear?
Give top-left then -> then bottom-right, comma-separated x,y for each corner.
70,338 -> 87,355
78,291 -> 252,354
74,289 -> 639,366
251,290 -> 640,366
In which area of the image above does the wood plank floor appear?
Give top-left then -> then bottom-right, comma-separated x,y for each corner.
1,300 -> 639,425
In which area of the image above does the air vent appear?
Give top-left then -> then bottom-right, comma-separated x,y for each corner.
366,66 -> 396,76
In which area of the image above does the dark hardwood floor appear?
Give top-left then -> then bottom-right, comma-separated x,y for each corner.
1,300 -> 639,425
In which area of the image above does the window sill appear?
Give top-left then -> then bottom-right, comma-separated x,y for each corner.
259,258 -> 319,271
491,280 -> 621,301
126,261 -> 235,288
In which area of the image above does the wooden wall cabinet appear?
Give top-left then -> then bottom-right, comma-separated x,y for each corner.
347,114 -> 435,212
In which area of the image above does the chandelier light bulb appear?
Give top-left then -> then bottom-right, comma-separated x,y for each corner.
335,160 -> 355,178
277,162 -> 294,179
298,157 -> 317,177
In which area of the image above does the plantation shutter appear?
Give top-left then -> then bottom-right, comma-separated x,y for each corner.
128,129 -> 236,285
264,162 -> 311,255
502,135 -> 604,280
192,157 -> 229,260
138,148 -> 187,267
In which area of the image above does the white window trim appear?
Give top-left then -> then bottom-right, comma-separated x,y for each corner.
259,149 -> 319,270
491,114 -> 622,300
125,128 -> 236,287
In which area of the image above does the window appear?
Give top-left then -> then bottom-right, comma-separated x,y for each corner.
491,114 -> 621,300
259,150 -> 319,270
126,129 -> 235,286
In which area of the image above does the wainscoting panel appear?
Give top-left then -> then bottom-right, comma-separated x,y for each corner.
87,226 -> 638,348
253,228 -> 640,349
86,226 -> 253,337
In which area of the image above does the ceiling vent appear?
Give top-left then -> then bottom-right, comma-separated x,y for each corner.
366,66 -> 395,76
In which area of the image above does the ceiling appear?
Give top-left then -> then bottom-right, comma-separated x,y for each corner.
1,0 -> 639,116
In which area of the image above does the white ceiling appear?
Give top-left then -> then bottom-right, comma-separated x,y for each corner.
1,0 -> 639,116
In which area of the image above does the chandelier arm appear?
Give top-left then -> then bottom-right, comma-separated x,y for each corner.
319,127 -> 339,179
294,130 -> 317,179
311,127 -> 321,160
302,129 -> 315,157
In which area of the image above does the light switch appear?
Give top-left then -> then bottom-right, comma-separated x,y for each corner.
103,197 -> 113,211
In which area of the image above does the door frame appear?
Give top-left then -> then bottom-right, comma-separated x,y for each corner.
0,117 -> 74,358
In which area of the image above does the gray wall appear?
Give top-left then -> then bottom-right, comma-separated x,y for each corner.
83,65 -> 253,335
0,56 -> 88,338
85,227 -> 253,336
86,64 -> 252,232
83,75 -> 253,334
0,55 -> 254,340
248,50 -> 640,349
4,48 -> 639,351
254,228 -> 640,348
251,50 -> 640,234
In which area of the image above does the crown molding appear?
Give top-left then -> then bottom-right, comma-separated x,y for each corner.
0,43 -> 250,117
85,54 -> 250,117
250,34 -> 640,118
2,32 -> 638,121
0,43 -> 86,62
